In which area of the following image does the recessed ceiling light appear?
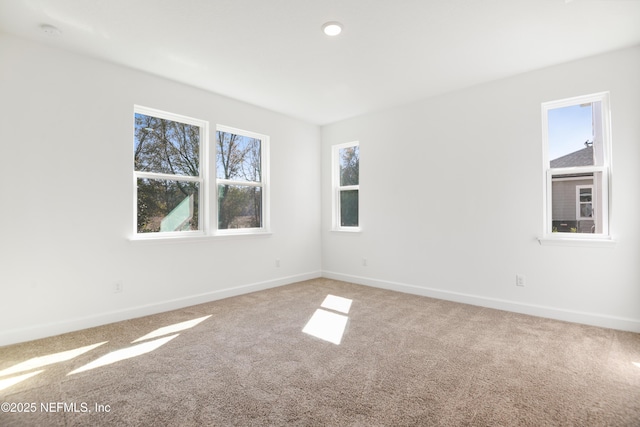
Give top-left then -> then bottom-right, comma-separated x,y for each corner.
322,22 -> 343,37
39,24 -> 61,37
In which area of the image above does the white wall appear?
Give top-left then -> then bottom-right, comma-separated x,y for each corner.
0,34 -> 322,345
322,46 -> 640,332
1,33 -> 637,347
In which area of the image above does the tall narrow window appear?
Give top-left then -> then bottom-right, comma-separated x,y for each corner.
542,92 -> 612,239
134,106 -> 207,236
332,141 -> 360,230
215,125 -> 269,233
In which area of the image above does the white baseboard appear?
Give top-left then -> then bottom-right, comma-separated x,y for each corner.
0,271 -> 322,347
322,271 -> 640,333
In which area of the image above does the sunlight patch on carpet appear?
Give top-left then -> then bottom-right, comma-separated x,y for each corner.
321,295 -> 352,314
0,370 -> 44,391
0,342 -> 107,377
132,315 -> 212,343
303,309 -> 348,345
68,334 -> 179,375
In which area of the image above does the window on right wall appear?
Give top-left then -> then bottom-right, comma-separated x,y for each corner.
332,141 -> 360,231
541,92 -> 612,240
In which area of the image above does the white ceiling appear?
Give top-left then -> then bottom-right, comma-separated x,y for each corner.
1,0 -> 639,125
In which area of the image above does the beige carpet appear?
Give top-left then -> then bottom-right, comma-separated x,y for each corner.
1,278 -> 639,426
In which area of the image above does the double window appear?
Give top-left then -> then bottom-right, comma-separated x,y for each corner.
332,141 -> 360,231
541,92 -> 612,239
133,106 -> 269,238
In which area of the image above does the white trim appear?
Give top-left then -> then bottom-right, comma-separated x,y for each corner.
217,179 -> 263,187
0,271 -> 321,346
136,172 -> 202,182
216,124 -> 267,143
214,228 -> 271,237
549,165 -> 607,176
552,175 -> 594,183
537,236 -> 616,247
330,228 -> 362,234
131,230 -> 207,241
541,91 -> 611,113
130,231 -> 273,243
322,271 -> 638,332
134,104 -> 208,128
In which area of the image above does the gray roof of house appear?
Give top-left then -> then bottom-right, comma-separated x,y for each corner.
550,146 -> 593,168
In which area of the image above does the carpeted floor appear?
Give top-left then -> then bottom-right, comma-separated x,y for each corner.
1,278 -> 639,426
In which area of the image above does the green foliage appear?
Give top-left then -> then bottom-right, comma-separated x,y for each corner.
218,185 -> 261,229
340,190 -> 359,227
137,179 -> 198,233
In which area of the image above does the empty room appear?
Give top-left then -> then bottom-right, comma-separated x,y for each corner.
1,0 -> 639,425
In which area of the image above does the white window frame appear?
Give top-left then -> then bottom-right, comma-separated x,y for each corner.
132,107 -> 271,241
540,92 -> 613,245
576,185 -> 594,221
214,125 -> 270,236
133,105 -> 209,239
332,141 -> 360,232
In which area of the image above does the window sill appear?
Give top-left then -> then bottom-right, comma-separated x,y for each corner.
537,236 -> 616,247
331,227 -> 362,233
130,231 -> 273,244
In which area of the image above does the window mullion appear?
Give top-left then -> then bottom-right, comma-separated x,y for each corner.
135,171 -> 202,182
217,178 -> 263,188
548,165 -> 606,175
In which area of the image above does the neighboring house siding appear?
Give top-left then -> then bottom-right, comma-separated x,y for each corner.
577,219 -> 595,233
552,178 -> 594,232
550,144 -> 597,233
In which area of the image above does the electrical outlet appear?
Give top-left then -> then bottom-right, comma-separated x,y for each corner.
114,280 -> 124,293
516,274 -> 526,287
362,258 -> 368,267
275,259 -> 281,268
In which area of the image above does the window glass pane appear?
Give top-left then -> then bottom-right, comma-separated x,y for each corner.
340,190 -> 359,227
578,187 -> 593,219
137,178 -> 199,233
216,131 -> 261,182
580,203 -> 593,218
579,188 -> 592,202
550,174 -> 598,234
339,145 -> 359,186
548,104 -> 594,168
218,184 -> 262,229
134,113 -> 200,176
